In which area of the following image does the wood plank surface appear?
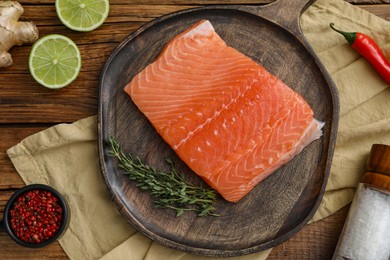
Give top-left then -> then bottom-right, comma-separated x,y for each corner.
1,2 -> 389,124
99,1 -> 338,256
0,0 -> 388,259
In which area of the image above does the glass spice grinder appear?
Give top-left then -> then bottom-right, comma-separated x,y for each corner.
333,144 -> 390,260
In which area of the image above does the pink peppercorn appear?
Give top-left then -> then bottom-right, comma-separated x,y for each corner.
9,189 -> 63,244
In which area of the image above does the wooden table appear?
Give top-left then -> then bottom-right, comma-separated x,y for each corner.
0,0 -> 388,259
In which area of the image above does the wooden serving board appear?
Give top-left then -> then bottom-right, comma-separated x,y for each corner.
98,0 -> 339,257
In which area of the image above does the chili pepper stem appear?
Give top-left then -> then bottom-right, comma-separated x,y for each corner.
330,23 -> 390,85
329,23 -> 356,45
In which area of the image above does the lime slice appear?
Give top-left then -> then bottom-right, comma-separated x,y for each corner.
55,0 -> 109,32
29,34 -> 81,89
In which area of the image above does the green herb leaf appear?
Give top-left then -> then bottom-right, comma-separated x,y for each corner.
108,137 -> 220,217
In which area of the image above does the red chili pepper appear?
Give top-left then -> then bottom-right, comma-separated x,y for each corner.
330,23 -> 390,85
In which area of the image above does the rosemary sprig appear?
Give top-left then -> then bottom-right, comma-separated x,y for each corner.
108,137 -> 219,217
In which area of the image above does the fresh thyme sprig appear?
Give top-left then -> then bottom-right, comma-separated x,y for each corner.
108,137 -> 219,217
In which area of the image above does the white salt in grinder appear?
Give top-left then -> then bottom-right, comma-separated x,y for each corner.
333,144 -> 390,260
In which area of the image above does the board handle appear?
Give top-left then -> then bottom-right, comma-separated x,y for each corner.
240,0 -> 315,41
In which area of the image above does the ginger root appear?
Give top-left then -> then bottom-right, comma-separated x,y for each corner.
0,1 -> 39,68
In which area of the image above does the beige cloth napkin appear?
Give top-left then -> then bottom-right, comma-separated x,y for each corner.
7,0 -> 390,259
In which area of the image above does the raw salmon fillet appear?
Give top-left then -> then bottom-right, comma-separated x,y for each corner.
124,20 -> 324,202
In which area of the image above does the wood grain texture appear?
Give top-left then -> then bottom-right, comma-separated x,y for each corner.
14,0 -> 390,4
0,126 -> 48,188
1,3 -> 388,124
366,144 -> 390,174
0,0 -> 388,259
268,206 -> 350,259
0,232 -> 67,260
98,0 -> 338,256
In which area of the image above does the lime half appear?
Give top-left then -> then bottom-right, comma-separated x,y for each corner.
56,0 -> 109,32
29,34 -> 81,89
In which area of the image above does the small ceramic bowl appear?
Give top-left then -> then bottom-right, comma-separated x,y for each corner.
0,184 -> 70,248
